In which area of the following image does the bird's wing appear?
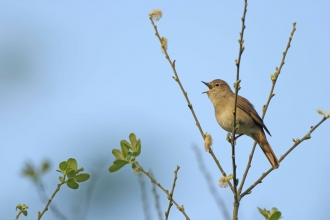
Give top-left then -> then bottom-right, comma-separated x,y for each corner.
237,96 -> 271,136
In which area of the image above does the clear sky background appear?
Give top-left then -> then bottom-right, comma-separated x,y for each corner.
1,1 -> 330,220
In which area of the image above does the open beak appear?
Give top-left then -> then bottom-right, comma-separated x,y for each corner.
202,81 -> 211,94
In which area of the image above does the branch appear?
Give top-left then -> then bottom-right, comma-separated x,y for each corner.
240,116 -> 328,199
231,0 -> 248,210
149,15 -> 230,182
38,182 -> 65,220
208,149 -> 234,193
136,162 -> 190,220
138,174 -> 151,220
149,16 -> 203,137
15,209 -> 24,220
165,166 -> 180,220
238,22 -> 297,196
150,171 -> 164,220
37,182 -> 67,220
193,146 -> 231,220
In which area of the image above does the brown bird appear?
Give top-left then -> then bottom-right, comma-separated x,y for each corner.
202,79 -> 279,168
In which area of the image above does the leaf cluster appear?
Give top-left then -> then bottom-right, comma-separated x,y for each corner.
109,133 -> 141,172
56,158 -> 90,189
16,204 -> 28,217
22,161 -> 50,183
258,207 -> 282,220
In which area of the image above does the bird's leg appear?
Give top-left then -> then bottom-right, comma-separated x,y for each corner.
235,134 -> 244,140
226,133 -> 244,145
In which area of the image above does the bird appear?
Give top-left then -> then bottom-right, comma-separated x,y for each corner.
202,79 -> 279,168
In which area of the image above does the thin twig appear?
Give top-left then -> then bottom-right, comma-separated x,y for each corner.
208,149 -> 234,193
165,166 -> 180,220
37,182 -> 67,220
231,1 -> 248,218
136,162 -> 190,220
149,16 -> 230,183
80,160 -> 106,220
37,182 -> 65,220
150,171 -> 164,220
240,116 -> 328,199
238,22 -> 297,196
193,146 -> 230,220
138,174 -> 151,220
15,210 -> 23,220
149,17 -> 203,137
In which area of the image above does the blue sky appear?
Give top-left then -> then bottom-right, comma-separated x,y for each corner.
1,1 -> 330,220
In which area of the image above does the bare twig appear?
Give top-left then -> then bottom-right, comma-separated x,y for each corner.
193,146 -> 230,220
165,166 -> 180,220
238,22 -> 297,196
149,17 -> 203,137
15,212 -> 22,220
37,182 -> 67,220
138,174 -> 151,220
231,1 -> 248,219
208,149 -> 234,193
150,171 -> 164,220
240,116 -> 328,199
15,209 -> 24,220
38,182 -> 65,220
80,159 -> 106,220
149,15 -> 230,184
136,162 -> 190,220
15,211 -> 22,220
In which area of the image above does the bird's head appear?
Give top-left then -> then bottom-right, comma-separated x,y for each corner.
202,79 -> 232,101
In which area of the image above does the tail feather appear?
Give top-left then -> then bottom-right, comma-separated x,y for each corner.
251,130 -> 280,169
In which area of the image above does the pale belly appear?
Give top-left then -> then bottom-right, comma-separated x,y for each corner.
215,108 -> 258,135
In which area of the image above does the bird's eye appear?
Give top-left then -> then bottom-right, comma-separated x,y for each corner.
215,83 -> 220,87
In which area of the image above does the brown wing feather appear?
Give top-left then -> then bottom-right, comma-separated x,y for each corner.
237,96 -> 271,136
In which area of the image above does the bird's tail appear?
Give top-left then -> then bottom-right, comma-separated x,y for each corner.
252,130 -> 280,169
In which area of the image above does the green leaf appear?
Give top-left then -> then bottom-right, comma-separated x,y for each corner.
113,160 -> 129,166
129,133 -> 137,146
109,163 -> 126,172
67,181 -> 79,189
120,140 -> 130,158
136,139 -> 141,156
112,149 -> 124,160
22,166 -> 35,177
317,109 -> 325,116
121,140 -> 131,152
75,167 -> 84,175
269,211 -> 282,220
23,210 -> 28,216
271,208 -> 278,214
66,167 -> 73,174
67,158 -> 77,170
67,177 -> 75,182
132,163 -> 137,169
56,170 -> 62,173
59,161 -> 68,173
59,176 -> 64,183
42,162 -> 50,173
75,173 -> 90,182
16,205 -> 22,210
67,169 -> 76,178
258,207 -> 270,219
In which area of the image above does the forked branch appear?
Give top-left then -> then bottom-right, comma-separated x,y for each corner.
238,22 -> 297,197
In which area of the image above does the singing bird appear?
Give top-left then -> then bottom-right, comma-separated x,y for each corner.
203,79 -> 279,168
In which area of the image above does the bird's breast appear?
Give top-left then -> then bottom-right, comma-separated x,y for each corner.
214,105 -> 257,135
